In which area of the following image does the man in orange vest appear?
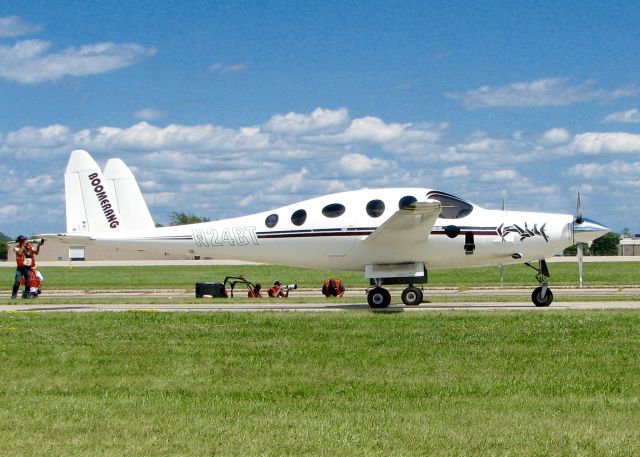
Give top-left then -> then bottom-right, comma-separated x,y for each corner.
11,236 -> 43,299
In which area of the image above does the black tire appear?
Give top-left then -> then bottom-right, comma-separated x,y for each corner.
367,287 -> 392,308
531,286 -> 553,307
401,287 -> 423,306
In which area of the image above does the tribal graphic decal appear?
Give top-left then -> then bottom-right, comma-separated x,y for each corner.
497,222 -> 548,242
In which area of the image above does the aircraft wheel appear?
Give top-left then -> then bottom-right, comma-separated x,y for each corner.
531,287 -> 553,307
401,287 -> 423,306
368,287 -> 391,308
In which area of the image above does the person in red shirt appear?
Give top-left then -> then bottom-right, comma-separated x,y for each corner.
11,236 -> 43,299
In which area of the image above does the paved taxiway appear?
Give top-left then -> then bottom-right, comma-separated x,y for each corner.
3,299 -> 639,313
3,285 -> 638,313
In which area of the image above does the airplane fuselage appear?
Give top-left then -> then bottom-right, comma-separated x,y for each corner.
70,187 -> 575,271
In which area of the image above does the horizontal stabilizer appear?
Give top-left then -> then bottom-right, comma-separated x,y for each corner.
364,200 -> 441,245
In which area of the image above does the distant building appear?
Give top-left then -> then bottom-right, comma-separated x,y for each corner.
7,238 -> 199,262
619,236 -> 640,256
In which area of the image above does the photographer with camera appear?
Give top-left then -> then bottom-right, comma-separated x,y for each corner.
11,236 -> 44,299
268,281 -> 288,298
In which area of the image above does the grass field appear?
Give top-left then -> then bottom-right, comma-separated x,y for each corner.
8,261 -> 640,290
1,311 -> 639,456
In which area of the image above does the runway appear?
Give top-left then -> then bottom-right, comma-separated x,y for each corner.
3,299 -> 639,313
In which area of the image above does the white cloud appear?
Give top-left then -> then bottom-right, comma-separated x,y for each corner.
134,108 -> 166,121
541,128 -> 570,144
0,204 -> 20,218
263,107 -> 349,134
267,168 -> 308,192
311,117 -> 447,159
570,132 -> 640,154
442,165 -> 469,178
602,108 -> 640,124
6,124 -> 70,148
209,62 -> 247,74
0,16 -> 41,37
480,169 -> 518,181
569,161 -> 640,178
0,39 -> 156,84
447,77 -> 638,109
338,153 -> 393,174
75,122 -> 270,151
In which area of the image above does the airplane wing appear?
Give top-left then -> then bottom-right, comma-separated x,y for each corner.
364,200 -> 441,244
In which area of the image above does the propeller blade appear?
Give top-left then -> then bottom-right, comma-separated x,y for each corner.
575,190 -> 584,224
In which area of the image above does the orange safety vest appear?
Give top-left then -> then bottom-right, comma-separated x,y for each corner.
15,243 -> 35,268
323,278 -> 343,295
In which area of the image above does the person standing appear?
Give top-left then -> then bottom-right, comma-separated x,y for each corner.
11,236 -> 43,299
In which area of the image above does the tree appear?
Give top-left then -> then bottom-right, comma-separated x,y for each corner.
590,232 -> 620,256
168,211 -> 210,226
563,244 -> 591,256
0,232 -> 10,261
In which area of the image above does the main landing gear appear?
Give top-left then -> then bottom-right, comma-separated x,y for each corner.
365,262 -> 427,308
526,259 -> 554,307
366,283 -> 424,308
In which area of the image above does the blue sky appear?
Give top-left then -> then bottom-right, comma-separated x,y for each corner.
1,1 -> 639,238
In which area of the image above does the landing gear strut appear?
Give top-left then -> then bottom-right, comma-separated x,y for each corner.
526,259 -> 554,307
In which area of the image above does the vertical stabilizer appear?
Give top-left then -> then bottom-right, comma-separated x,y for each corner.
65,150 -> 123,232
104,158 -> 155,230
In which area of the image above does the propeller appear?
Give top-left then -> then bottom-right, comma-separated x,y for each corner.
575,190 -> 584,287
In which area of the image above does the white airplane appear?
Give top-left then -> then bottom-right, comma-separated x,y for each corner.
48,149 -> 610,308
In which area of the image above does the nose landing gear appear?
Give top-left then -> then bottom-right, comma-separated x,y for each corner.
526,259 -> 554,307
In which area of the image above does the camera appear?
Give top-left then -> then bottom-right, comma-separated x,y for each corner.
283,284 -> 297,291
27,238 -> 45,246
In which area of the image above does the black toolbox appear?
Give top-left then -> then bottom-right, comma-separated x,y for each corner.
195,282 -> 225,298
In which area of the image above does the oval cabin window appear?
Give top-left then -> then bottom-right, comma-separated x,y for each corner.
398,195 -> 417,209
265,213 -> 279,228
366,199 -> 385,218
322,203 -> 346,218
291,209 -> 307,226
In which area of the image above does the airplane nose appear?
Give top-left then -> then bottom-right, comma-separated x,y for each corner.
573,218 -> 610,244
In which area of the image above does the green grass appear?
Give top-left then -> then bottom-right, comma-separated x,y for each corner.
1,311 -> 639,456
15,262 -> 640,290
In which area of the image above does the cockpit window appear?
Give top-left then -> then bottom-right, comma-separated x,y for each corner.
426,191 -> 473,219
322,203 -> 345,218
291,209 -> 307,226
398,195 -> 417,209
